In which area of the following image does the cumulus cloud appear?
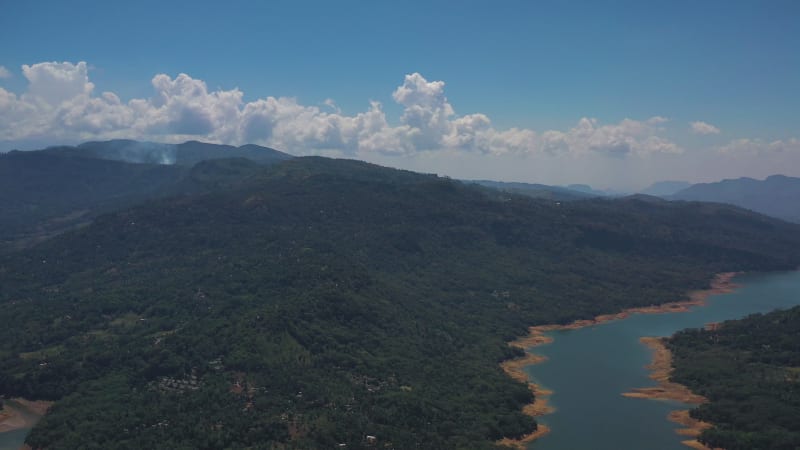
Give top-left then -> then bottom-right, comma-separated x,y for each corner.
1,61 -> 684,159
0,66 -> 11,79
22,61 -> 94,106
536,116 -> 680,158
689,121 -> 721,135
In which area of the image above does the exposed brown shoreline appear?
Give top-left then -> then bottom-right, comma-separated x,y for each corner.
623,272 -> 739,450
497,272 -> 738,449
0,398 -> 52,434
497,332 -> 554,448
622,337 -> 716,449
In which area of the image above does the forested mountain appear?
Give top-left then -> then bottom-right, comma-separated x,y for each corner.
0,151 -> 185,252
42,139 -> 292,167
671,175 -> 800,223
565,183 -> 610,196
640,180 -> 691,197
0,141 -> 291,253
668,306 -> 800,450
1,156 -> 800,448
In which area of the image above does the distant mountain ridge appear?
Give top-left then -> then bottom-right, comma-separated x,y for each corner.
0,140 -> 292,252
640,180 -> 691,197
671,174 -> 800,223
40,139 -> 292,166
467,179 -> 599,201
566,183 -> 611,197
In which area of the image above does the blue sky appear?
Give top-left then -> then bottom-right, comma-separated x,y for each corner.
1,0 -> 798,189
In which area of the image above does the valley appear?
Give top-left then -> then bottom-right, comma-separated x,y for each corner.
1,143 -> 799,449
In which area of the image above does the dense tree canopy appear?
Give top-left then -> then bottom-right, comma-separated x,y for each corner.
669,306 -> 800,450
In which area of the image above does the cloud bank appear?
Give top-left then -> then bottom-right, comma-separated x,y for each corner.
690,121 -> 721,135
717,138 -> 800,155
1,61 -> 684,159
2,61 -> 798,189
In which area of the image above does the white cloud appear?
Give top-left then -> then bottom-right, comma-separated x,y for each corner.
0,61 -> 685,159
717,138 -> 800,155
689,121 -> 721,135
22,61 -> 94,106
141,73 -> 244,139
538,117 -> 680,158
0,88 -> 37,141
0,66 -> 11,79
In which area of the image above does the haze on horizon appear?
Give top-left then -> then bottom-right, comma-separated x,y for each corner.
1,0 -> 798,191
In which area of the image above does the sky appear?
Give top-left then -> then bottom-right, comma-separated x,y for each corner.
1,0 -> 798,190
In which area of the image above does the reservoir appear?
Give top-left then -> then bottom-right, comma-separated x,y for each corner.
0,428 -> 29,450
525,270 -> 800,450
2,272 -> 797,450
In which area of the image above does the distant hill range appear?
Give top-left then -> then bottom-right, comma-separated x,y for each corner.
41,139 -> 291,166
473,174 -> 800,224
669,175 -> 800,223
565,183 -> 612,197
0,140 -> 292,251
467,180 -> 601,201
639,180 -> 692,197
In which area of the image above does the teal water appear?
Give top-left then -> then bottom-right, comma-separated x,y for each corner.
0,400 -> 45,450
0,428 -> 29,450
526,271 -> 800,450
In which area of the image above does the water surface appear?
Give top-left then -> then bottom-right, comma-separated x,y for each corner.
526,271 -> 800,450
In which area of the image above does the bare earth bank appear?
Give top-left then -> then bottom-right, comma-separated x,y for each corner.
497,273 -> 737,449
0,399 -> 52,434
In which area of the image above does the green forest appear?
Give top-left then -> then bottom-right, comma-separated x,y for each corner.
668,306 -> 800,450
0,141 -> 289,253
2,156 -> 800,448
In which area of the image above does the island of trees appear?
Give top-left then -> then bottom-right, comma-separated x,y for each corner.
668,305 -> 800,450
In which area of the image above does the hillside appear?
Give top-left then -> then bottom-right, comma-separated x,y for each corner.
467,179 -> 596,201
0,141 -> 291,253
43,139 -> 292,166
668,306 -> 800,449
0,150 -> 185,252
1,157 -> 800,449
672,175 -> 800,223
640,180 -> 691,197
566,184 -> 610,196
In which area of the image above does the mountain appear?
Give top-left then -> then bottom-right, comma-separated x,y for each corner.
671,175 -> 800,223
640,180 -> 691,197
2,156 -> 800,449
565,183 -> 609,196
0,150 -> 185,252
0,141 -> 292,252
467,179 -> 597,201
43,139 -> 292,166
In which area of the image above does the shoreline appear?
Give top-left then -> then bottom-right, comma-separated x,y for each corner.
622,272 -> 739,450
0,398 -> 52,434
622,337 -> 715,449
497,272 -> 738,449
497,336 -> 554,449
